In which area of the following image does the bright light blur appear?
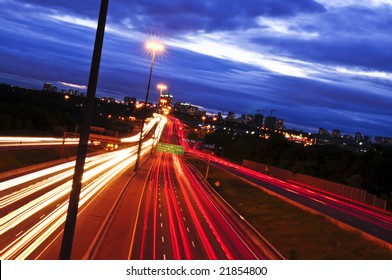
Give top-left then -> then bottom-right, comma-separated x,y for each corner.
0,137 -> 79,148
157,84 -> 167,91
121,115 -> 165,143
0,115 -> 167,259
146,41 -> 164,53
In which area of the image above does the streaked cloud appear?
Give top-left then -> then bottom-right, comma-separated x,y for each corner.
0,0 -> 391,137
336,67 -> 392,81
48,14 -> 97,29
316,0 -> 392,9
58,81 -> 87,90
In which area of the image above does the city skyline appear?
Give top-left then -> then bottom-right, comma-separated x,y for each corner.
1,0 -> 392,138
7,81 -> 391,143
35,82 -> 389,141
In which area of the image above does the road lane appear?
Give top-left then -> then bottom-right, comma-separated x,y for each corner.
127,150 -> 282,259
0,116 -> 166,259
206,157 -> 392,245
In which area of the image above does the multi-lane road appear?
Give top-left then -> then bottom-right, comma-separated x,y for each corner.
0,115 -> 283,259
1,115 -> 391,259
83,118 -> 283,260
0,116 -> 165,259
130,152 -> 281,259
188,150 -> 392,246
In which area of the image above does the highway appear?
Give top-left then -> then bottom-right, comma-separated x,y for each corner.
3,115 -> 388,260
85,118 -> 283,260
0,115 -> 165,259
0,115 -> 283,259
189,151 -> 392,246
129,152 -> 281,259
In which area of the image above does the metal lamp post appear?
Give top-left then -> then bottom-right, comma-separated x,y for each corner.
134,41 -> 164,171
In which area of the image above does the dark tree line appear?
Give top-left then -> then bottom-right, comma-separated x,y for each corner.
0,84 -> 136,136
204,129 -> 392,197
0,84 -> 79,135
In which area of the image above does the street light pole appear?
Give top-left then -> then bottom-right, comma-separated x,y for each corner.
202,116 -> 206,129
59,0 -> 108,260
134,42 -> 163,171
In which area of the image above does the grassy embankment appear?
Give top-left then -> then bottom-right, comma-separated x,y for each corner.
187,158 -> 392,260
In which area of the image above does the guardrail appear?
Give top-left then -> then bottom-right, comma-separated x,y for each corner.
243,159 -> 387,210
64,132 -> 121,144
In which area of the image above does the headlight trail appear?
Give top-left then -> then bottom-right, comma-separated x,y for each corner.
0,115 -> 167,259
130,117 -> 280,260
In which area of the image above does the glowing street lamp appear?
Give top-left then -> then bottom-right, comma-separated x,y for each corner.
201,116 -> 206,128
157,83 -> 167,96
134,41 -> 164,171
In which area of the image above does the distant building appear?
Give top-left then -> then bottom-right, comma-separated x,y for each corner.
276,119 -> 284,130
318,128 -> 330,136
43,82 -> 53,92
124,96 -> 136,106
254,114 -> 264,127
100,97 -> 116,103
68,89 -> 74,95
384,137 -> 392,146
137,101 -> 153,108
363,135 -> 372,145
354,132 -> 363,144
159,93 -> 174,114
374,136 -> 384,145
313,135 -> 331,146
332,129 -> 341,138
343,134 -> 354,141
217,112 -> 223,120
174,102 -> 200,116
264,116 -> 277,130
245,114 -> 253,124
160,93 -> 173,106
226,112 -> 236,121
236,114 -> 253,124
236,114 -> 246,124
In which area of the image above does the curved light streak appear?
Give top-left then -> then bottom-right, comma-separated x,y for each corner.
0,115 -> 167,259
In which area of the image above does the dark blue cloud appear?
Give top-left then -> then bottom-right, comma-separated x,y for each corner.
124,0 -> 325,32
15,0 -> 101,17
1,0 -> 392,138
16,0 -> 325,32
252,6 -> 392,71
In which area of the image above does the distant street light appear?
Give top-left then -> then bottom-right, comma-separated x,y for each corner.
201,116 -> 206,128
134,41 -> 164,171
157,83 -> 167,96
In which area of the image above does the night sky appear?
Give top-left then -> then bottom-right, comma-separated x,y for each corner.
1,0 -> 392,138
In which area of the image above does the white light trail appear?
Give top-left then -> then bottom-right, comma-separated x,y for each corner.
0,115 -> 167,259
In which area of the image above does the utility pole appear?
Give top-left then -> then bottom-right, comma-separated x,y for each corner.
59,0 -> 109,260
